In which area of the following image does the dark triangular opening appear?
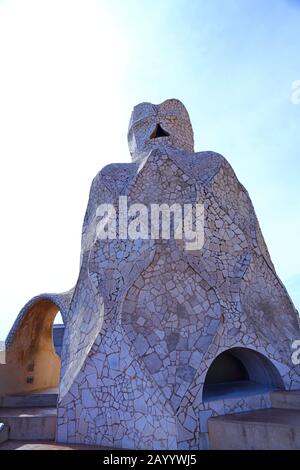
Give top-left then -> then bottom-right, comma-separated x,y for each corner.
150,123 -> 170,139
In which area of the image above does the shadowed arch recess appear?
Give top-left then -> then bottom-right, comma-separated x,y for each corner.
203,347 -> 284,402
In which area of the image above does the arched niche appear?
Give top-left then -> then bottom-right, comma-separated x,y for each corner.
203,347 -> 284,402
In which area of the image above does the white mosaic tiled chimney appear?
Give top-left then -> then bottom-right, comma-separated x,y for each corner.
8,99 -> 300,449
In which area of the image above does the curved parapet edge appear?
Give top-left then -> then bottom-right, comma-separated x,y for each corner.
5,289 -> 74,349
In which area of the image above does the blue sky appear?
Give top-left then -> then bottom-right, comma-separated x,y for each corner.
0,0 -> 299,339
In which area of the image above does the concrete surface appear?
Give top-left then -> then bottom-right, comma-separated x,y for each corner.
208,408 -> 300,450
0,391 -> 58,408
271,390 -> 300,410
0,407 -> 56,440
0,440 -> 110,450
